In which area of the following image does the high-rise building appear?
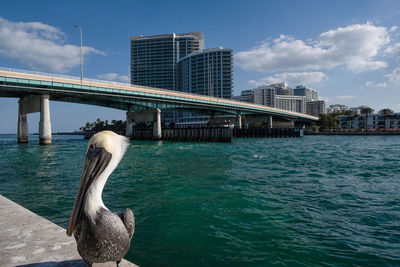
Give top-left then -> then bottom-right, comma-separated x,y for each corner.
177,47 -> 233,98
276,95 -> 306,113
253,86 -> 275,107
234,83 -> 326,114
294,85 -> 318,101
306,100 -> 327,116
234,89 -> 253,103
250,83 -> 304,111
130,32 -> 204,90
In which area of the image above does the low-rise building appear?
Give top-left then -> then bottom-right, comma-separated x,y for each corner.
338,113 -> 400,130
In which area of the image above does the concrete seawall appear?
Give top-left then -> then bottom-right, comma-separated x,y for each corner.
0,195 -> 137,267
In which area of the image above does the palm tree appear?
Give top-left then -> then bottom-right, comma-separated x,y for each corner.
343,110 -> 355,130
318,113 -> 339,131
360,107 -> 374,131
378,108 -> 394,129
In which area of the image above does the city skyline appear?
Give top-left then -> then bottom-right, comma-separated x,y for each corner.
0,0 -> 400,133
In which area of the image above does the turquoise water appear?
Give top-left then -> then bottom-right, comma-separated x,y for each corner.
1,134 -> 399,266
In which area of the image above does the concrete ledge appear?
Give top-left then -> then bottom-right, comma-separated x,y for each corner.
0,195 -> 137,267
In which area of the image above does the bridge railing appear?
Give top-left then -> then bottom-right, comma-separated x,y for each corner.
0,66 -> 222,100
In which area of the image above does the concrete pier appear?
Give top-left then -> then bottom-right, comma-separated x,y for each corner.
17,95 -> 52,145
236,115 -> 242,129
233,127 -> 302,138
126,109 -> 162,140
0,195 -> 137,267
126,112 -> 133,138
268,115 -> 273,129
39,94 -> 52,145
17,101 -> 28,143
152,109 -> 162,140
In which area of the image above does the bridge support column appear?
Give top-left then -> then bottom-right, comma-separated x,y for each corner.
236,115 -> 242,129
39,94 -> 51,145
153,108 -> 162,140
126,112 -> 133,138
268,115 -> 273,129
243,116 -> 249,129
18,99 -> 28,143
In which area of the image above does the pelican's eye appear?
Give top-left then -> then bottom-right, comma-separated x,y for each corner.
89,144 -> 96,151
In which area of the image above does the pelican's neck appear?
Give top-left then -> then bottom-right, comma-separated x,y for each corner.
84,156 -> 120,220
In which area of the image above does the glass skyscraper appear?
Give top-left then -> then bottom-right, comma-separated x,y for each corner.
130,32 -> 204,90
177,47 -> 233,99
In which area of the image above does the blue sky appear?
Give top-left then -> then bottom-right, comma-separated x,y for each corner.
1,0 -> 400,133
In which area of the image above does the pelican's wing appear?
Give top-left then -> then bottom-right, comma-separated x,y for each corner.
117,208 -> 135,239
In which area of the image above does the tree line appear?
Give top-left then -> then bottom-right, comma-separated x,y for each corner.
80,118 -> 126,133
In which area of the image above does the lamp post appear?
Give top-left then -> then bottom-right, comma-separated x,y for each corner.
73,25 -> 83,82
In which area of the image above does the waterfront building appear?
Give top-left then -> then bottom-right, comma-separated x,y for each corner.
275,83 -> 293,96
349,106 -> 373,115
235,83 -> 328,115
177,47 -> 233,98
275,95 -> 306,113
238,83 -> 306,113
294,85 -> 318,101
253,85 -> 276,106
338,113 -> 400,130
328,104 -> 349,113
130,32 -> 204,90
233,89 -> 253,103
306,100 -> 327,117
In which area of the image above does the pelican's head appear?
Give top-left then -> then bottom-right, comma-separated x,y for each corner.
67,131 -> 129,236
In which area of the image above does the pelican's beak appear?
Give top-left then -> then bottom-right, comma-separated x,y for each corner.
66,146 -> 112,236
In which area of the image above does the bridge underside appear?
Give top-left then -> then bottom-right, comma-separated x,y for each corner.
0,82 -> 313,122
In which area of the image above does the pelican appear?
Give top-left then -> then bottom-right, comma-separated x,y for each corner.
66,131 -> 134,266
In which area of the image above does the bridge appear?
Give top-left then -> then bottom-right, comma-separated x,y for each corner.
0,67 -> 318,144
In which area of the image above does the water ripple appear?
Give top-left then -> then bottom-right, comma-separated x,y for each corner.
1,135 -> 400,266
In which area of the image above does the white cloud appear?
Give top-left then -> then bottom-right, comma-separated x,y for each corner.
386,68 -> 400,85
235,23 -> 390,73
384,43 -> 400,55
249,72 -> 327,86
365,81 -> 388,88
0,17 -> 105,73
97,73 -> 130,83
336,95 -> 358,99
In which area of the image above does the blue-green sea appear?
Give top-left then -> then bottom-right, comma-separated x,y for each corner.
1,134 -> 399,266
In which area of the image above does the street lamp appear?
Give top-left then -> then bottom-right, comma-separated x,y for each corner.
73,25 -> 83,82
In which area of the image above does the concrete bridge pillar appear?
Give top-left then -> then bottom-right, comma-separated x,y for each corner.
17,95 -> 51,145
39,94 -> 52,145
18,100 -> 28,143
236,115 -> 242,129
153,108 -> 162,140
268,115 -> 273,129
128,109 -> 162,140
126,112 -> 133,138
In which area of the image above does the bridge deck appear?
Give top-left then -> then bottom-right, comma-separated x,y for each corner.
0,69 -> 318,121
